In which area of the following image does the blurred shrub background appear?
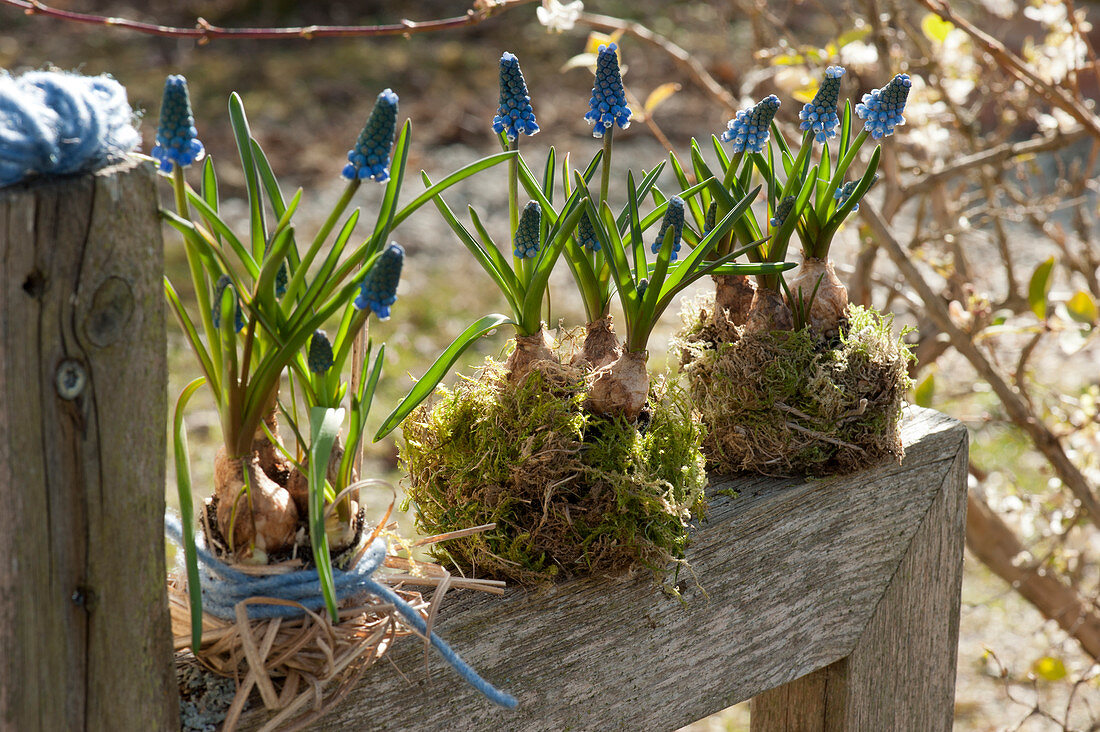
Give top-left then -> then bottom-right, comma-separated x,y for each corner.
5,0 -> 1100,727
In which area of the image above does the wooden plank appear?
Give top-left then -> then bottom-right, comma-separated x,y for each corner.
238,407 -> 967,731
0,159 -> 177,732
749,431 -> 968,730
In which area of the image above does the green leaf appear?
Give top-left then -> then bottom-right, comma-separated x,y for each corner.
308,406 -> 344,623
375,314 -> 512,440
368,120 -> 411,251
1028,256 -> 1055,320
1065,290 -> 1099,324
172,377 -> 207,652
227,93 -> 267,260
392,151 -> 515,228
913,373 -> 935,408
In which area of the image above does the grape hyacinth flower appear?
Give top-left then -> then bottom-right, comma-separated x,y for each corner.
342,89 -> 399,182
513,201 -> 542,259
307,330 -> 334,374
211,274 -> 244,333
703,200 -> 717,237
834,174 -> 878,213
355,242 -> 404,319
770,195 -> 796,228
721,94 -> 781,153
651,196 -> 685,261
492,52 -> 540,141
577,211 -> 600,252
799,66 -> 846,143
584,43 -> 632,138
151,75 -> 204,173
855,73 -> 912,139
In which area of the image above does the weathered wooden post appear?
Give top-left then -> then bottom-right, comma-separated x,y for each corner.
238,407 -> 967,731
0,158 -> 178,731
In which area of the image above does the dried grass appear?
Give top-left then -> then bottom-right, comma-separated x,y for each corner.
169,524 -> 502,731
675,294 -> 913,476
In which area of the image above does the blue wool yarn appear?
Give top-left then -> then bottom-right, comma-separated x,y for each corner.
721,94 -> 781,154
770,195 -> 796,228
576,210 -> 600,252
355,242 -> 404,319
343,89 -> 399,182
584,43 -> 632,138
492,52 -> 540,141
151,75 -> 203,174
856,73 -> 912,139
651,196 -> 685,261
308,330 -> 334,374
211,275 -> 245,333
513,200 -> 542,259
799,66 -> 845,143
163,514 -> 518,709
0,70 -> 139,188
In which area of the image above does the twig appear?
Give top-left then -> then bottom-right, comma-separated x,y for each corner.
576,11 -> 739,115
0,0 -> 535,41
916,0 -> 1100,141
902,126 -> 1089,197
860,201 -> 1100,527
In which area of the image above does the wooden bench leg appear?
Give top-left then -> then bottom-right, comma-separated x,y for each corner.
750,441 -> 967,731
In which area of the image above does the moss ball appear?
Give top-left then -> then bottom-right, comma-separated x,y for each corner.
401,358 -> 707,584
676,298 -> 913,476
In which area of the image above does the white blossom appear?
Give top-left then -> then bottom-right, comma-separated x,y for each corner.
536,0 -> 583,33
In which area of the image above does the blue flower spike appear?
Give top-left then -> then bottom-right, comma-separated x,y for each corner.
355,242 -> 404,319
308,330 -> 334,374
799,66 -> 846,143
834,174 -> 879,213
584,43 -> 632,138
151,75 -> 204,174
721,94 -> 781,153
211,274 -> 245,333
342,89 -> 399,182
513,200 -> 542,259
855,73 -> 912,140
492,52 -> 540,141
577,211 -> 601,252
703,200 -> 717,236
651,195 -> 685,261
770,195 -> 797,228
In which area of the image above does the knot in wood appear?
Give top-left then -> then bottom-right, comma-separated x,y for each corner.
84,275 -> 134,347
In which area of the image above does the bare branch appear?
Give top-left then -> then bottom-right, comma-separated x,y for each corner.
0,0 -> 535,41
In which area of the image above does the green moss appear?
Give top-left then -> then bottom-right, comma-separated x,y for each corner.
401,359 -> 707,584
676,300 -> 914,476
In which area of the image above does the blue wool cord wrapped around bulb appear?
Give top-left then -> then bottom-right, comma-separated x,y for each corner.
721,94 -> 781,154
856,73 -> 912,139
152,75 -> 203,174
584,43 -> 632,138
799,66 -> 845,143
0,70 -> 139,188
343,89 -> 399,182
651,196 -> 685,261
492,52 -> 540,141
355,242 -> 404,319
770,195 -> 797,228
163,514 -> 518,709
513,200 -> 542,259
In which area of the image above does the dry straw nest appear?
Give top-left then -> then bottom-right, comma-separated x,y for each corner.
675,296 -> 913,476
169,515 -> 503,732
401,354 -> 707,585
